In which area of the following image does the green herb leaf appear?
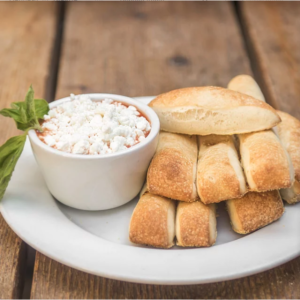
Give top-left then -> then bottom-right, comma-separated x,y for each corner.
0,134 -> 26,200
0,86 -> 49,131
0,104 -> 28,124
0,85 -> 49,201
25,85 -> 36,125
34,99 -> 50,120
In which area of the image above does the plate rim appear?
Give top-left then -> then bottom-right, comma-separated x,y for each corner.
1,96 -> 299,285
1,202 -> 300,285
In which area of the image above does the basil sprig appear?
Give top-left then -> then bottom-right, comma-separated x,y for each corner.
0,86 -> 49,200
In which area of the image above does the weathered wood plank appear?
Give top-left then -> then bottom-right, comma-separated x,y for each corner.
238,2 -> 300,118
0,218 -> 26,299
0,2 -> 58,298
32,254 -> 300,299
55,2 -> 251,99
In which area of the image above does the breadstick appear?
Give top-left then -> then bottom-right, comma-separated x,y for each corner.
147,131 -> 198,202
176,201 -> 217,247
227,191 -> 284,234
276,111 -> 300,182
228,75 -> 294,191
129,191 -> 176,248
149,86 -> 280,135
228,74 -> 265,102
238,131 -> 294,191
197,135 -> 246,204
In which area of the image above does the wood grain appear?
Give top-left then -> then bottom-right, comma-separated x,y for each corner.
55,2 -> 251,99
238,2 -> 300,118
0,217 -> 26,299
0,2 -> 58,298
32,253 -> 300,299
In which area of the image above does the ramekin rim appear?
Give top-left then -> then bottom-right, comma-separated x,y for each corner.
28,93 -> 160,159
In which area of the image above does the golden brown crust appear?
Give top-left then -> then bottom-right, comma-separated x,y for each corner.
197,135 -> 247,204
176,201 -> 216,247
226,191 -> 284,234
148,87 -> 281,135
147,132 -> 198,202
239,130 -> 294,191
276,110 -> 300,182
129,192 -> 176,248
227,75 -> 266,102
228,76 -> 295,194
150,86 -> 272,110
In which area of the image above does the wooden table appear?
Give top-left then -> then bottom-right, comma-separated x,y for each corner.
0,2 -> 299,299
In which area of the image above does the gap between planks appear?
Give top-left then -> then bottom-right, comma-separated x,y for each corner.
233,2 -> 268,103
21,3 -> 66,299
44,2 -> 66,103
234,1 -> 278,109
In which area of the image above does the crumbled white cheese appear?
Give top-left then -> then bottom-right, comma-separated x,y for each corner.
44,135 -> 56,147
38,95 -> 151,155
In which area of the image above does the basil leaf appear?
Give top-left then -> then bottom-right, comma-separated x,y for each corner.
0,85 -> 49,200
25,85 -> 36,124
11,102 -> 28,123
0,134 -> 26,200
34,99 -> 50,119
0,102 -> 29,130
0,105 -> 34,131
0,87 -> 49,131
0,107 -> 26,123
14,120 -> 35,132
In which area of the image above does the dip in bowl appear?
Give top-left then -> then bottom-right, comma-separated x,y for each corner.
28,93 -> 160,210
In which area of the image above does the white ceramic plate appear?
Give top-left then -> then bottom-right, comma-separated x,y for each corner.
1,96 -> 300,285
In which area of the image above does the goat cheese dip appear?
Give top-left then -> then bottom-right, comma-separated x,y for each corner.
37,94 -> 151,155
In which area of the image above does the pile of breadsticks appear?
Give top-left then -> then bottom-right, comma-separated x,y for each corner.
129,75 -> 300,249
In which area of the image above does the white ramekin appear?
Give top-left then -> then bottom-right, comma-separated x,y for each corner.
28,94 -> 160,210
